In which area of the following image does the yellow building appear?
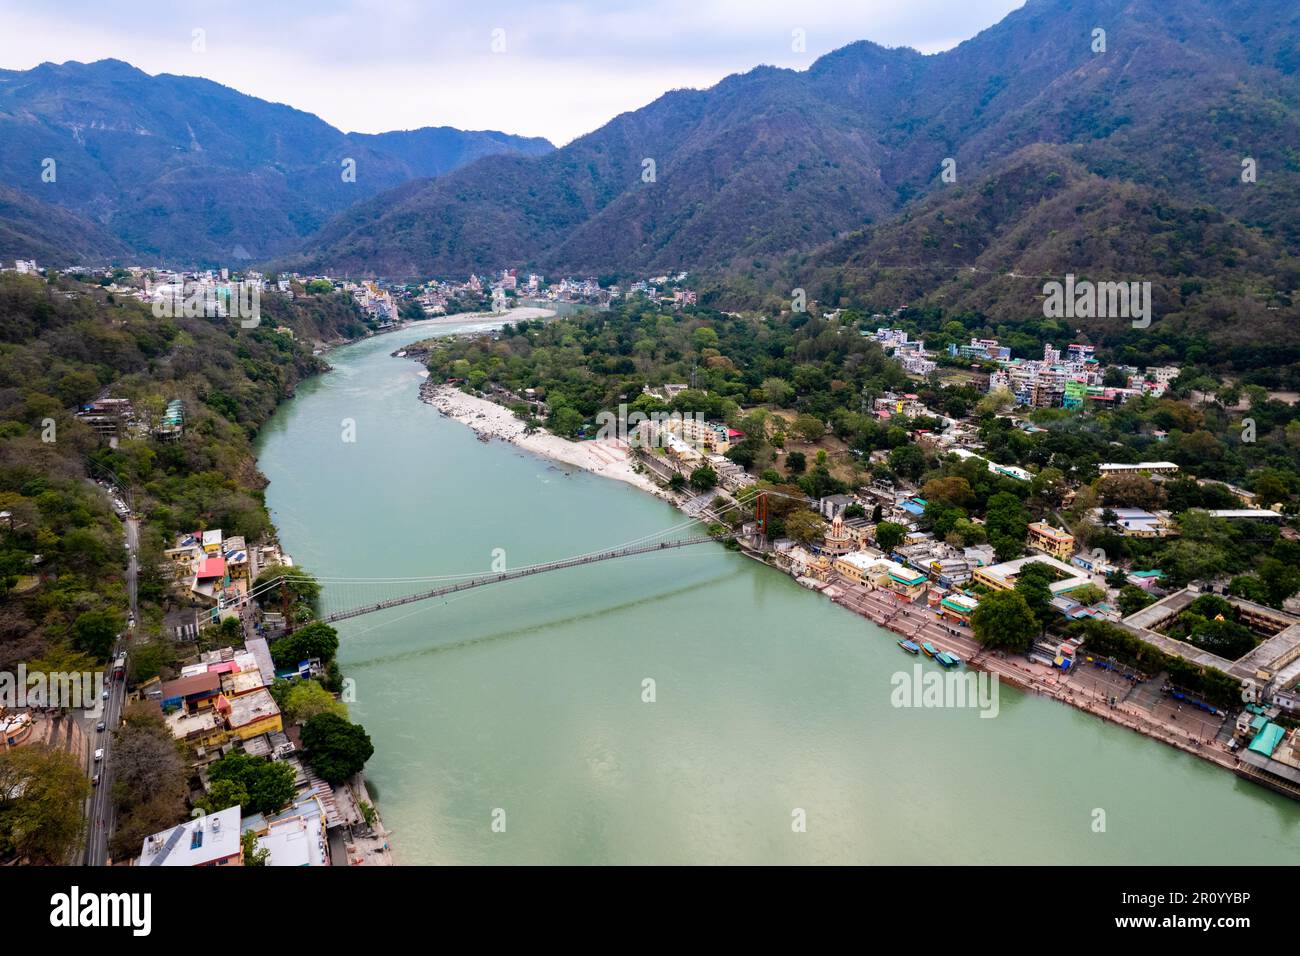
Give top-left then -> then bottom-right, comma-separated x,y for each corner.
833,553 -> 928,601
1027,522 -> 1075,560
217,689 -> 283,741
876,561 -> 929,602
833,552 -> 879,584
166,708 -> 230,750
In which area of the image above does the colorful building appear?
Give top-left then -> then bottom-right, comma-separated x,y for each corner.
1027,521 -> 1075,561
939,593 -> 979,624
217,688 -> 283,741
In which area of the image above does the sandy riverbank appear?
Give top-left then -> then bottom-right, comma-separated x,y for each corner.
422,383 -> 671,501
420,306 -> 557,325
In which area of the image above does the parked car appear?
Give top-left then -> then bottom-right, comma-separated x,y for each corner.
93,749 -> 104,762
96,721 -> 105,733
101,689 -> 109,700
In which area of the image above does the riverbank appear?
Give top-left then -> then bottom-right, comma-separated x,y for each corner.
826,582 -> 1240,773
420,382 -> 670,501
409,366 -> 1249,789
254,315 -> 1298,864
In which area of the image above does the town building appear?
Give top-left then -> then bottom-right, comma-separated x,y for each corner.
1091,508 -> 1172,537
1098,461 -> 1180,477
139,804 -> 243,866
1027,522 -> 1075,560
972,555 -> 1093,597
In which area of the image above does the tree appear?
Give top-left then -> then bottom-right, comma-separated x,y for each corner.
1069,584 -> 1106,606
242,828 -> 270,866
0,746 -> 88,863
976,388 -> 1015,415
1117,585 -> 1156,616
971,589 -> 1039,652
0,549 -> 24,597
1098,474 -> 1162,510
254,564 -> 321,621
127,640 -> 169,684
762,377 -> 793,405
199,778 -> 250,814
689,466 -> 717,492
921,476 -> 975,510
301,713 -> 375,784
549,405 -> 584,438
792,414 -> 825,442
1257,557 -> 1300,607
206,753 -> 296,815
1014,563 -> 1056,632
1189,618 -> 1256,658
109,702 -> 188,859
270,620 -> 340,669
888,444 -> 925,481
1030,468 -> 1068,508
986,492 -> 1029,561
873,521 -> 907,553
668,472 -> 686,492
784,509 -> 827,546
1160,540 -> 1227,586
70,609 -> 118,660
283,679 -> 347,724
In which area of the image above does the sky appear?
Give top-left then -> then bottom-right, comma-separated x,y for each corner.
0,0 -> 1026,145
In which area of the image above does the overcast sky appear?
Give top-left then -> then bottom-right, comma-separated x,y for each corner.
0,0 -> 1026,145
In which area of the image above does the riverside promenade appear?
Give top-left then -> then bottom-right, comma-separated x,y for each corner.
824,575 -> 1239,773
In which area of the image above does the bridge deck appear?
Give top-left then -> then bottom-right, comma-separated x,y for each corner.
321,533 -> 733,624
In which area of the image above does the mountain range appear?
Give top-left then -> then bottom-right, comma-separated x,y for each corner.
0,0 -> 1297,350
0,58 -> 552,265
285,0 -> 1300,313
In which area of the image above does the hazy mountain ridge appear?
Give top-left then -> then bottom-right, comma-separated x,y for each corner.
0,59 -> 552,264
0,184 -> 131,265
786,144 -> 1298,345
292,0 -> 1300,286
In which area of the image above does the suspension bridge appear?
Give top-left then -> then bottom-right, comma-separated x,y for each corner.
234,489 -> 815,631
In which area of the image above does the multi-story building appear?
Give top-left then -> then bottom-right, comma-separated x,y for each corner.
1027,522 -> 1075,561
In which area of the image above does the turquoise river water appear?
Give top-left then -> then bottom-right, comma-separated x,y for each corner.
254,317 -> 1300,865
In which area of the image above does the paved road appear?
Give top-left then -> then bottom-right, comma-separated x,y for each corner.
82,506 -> 137,866
83,652 -> 125,866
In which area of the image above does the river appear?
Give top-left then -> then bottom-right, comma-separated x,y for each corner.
254,316 -> 1300,865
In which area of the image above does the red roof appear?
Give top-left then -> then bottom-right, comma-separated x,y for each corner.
160,672 -> 221,700
197,556 -> 226,579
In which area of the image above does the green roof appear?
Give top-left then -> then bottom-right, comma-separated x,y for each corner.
1248,723 -> 1287,757
890,570 -> 927,586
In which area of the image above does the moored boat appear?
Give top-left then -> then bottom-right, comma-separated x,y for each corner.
898,639 -> 920,655
921,642 -> 937,658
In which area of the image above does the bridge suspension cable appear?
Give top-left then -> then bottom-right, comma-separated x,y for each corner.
235,487 -> 801,626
